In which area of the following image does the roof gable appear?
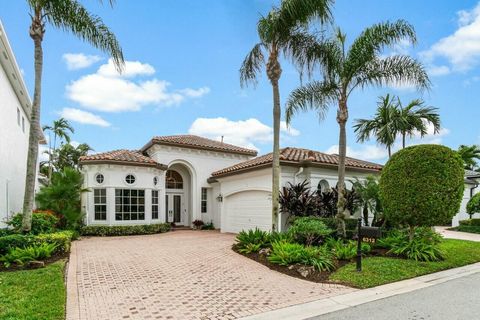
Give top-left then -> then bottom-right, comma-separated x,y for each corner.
79,149 -> 166,169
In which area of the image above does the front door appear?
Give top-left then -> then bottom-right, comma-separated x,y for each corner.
165,194 -> 184,225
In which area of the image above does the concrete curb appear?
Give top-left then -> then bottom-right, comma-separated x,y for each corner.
240,262 -> 480,320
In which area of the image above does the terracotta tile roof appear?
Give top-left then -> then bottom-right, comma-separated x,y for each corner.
141,135 -> 258,156
211,147 -> 383,177
79,149 -> 167,169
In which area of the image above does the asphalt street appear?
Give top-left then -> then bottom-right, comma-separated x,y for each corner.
310,272 -> 480,320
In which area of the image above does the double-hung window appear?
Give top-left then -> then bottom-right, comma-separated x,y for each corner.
115,189 -> 145,220
152,190 -> 159,219
94,189 -> 107,220
201,188 -> 208,213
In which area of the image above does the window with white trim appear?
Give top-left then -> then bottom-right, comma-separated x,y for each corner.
94,189 -> 107,220
125,174 -> 136,184
115,189 -> 145,220
201,188 -> 208,213
152,190 -> 159,219
95,173 -> 104,184
21,116 -> 25,133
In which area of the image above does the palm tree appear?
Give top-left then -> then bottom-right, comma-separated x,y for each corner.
56,143 -> 93,170
285,21 -> 430,236
22,0 -> 124,232
457,145 -> 480,170
351,176 -> 381,226
43,118 -> 75,181
397,99 -> 440,148
240,0 -> 333,232
354,94 -> 400,158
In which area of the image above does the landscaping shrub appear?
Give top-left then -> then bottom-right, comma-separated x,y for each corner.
455,225 -> 480,234
36,167 -> 87,230
376,228 -> 444,262
466,193 -> 480,219
459,218 -> 480,226
325,238 -> 371,260
80,223 -> 171,236
238,243 -> 263,254
6,212 -> 59,235
192,219 -> 204,229
0,231 -> 74,256
379,145 -> 464,238
269,231 -> 294,244
0,228 -> 14,237
288,217 -> 333,245
268,241 -> 335,271
235,228 -> 270,251
201,222 -> 215,230
280,181 -> 316,217
0,243 -> 58,268
316,217 -> 358,239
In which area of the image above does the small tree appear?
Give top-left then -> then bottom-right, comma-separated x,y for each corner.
379,145 -> 464,240
351,176 -> 382,226
467,193 -> 480,219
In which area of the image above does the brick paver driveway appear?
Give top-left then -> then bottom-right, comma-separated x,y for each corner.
66,230 -> 354,320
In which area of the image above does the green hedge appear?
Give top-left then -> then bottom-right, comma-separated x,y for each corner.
80,223 -> 171,237
459,219 -> 480,227
455,225 -> 480,234
0,231 -> 75,256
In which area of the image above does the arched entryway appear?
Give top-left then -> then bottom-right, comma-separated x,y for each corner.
165,162 -> 193,226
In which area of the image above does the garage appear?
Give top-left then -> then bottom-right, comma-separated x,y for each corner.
223,190 -> 272,233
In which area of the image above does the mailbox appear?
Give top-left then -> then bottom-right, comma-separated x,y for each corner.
359,226 -> 382,239
355,219 -> 383,272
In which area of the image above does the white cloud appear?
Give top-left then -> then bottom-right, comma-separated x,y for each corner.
280,121 -> 300,136
427,65 -> 451,76
66,59 -> 210,112
421,3 -> 480,72
325,145 -> 388,162
188,117 -> 300,150
62,53 -> 102,70
60,108 -> 111,127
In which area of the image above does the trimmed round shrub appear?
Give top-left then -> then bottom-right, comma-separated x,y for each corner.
467,193 -> 480,219
379,145 -> 464,230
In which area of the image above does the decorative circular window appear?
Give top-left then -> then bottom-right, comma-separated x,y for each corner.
95,173 -> 104,184
125,174 -> 136,185
153,176 -> 158,186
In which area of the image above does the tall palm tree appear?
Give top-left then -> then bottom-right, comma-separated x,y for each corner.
22,0 -> 124,232
43,118 -> 75,181
285,21 -> 430,237
240,0 -> 333,232
354,94 -> 400,158
457,145 -> 480,170
397,99 -> 440,148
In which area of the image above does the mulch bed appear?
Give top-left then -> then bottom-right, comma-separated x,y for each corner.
233,246 -> 388,284
0,252 -> 69,273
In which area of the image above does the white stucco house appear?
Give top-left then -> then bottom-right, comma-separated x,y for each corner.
79,135 -> 383,233
0,20 -> 45,227
451,170 -> 480,227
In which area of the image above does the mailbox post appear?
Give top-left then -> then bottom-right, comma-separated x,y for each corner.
356,218 -> 382,272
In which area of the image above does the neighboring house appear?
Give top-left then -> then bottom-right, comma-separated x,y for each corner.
79,135 -> 382,233
0,20 -> 46,226
452,170 -> 480,227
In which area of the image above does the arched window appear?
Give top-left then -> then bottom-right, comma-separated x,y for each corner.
318,179 -> 330,193
165,170 -> 183,189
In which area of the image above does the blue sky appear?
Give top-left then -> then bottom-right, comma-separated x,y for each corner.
2,0 -> 480,163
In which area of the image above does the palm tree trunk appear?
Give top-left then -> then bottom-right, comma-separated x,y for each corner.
363,204 -> 369,226
336,97 -> 348,238
387,145 -> 391,158
22,13 -> 44,232
402,132 -> 406,149
266,47 -> 282,232
271,80 -> 281,232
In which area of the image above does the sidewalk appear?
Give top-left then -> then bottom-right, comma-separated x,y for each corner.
240,262 -> 480,320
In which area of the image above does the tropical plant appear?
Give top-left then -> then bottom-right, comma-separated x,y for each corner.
268,241 -> 335,271
315,186 -> 361,218
285,21 -> 430,237
325,238 -> 371,260
279,180 -> 316,217
397,98 -> 440,148
35,167 -> 89,230
467,193 -> 480,219
287,216 -> 333,245
238,243 -> 263,254
0,243 -> 58,268
379,145 -> 464,240
21,0 -> 124,232
354,94 -> 400,157
201,222 -> 215,230
457,145 -> 480,170
300,245 -> 336,271
6,212 -> 59,235
235,228 -> 270,251
42,118 -> 74,181
240,0 -> 333,232
54,142 -> 93,171
350,176 -> 382,226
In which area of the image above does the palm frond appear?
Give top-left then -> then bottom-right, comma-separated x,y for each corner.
240,43 -> 265,88
43,0 -> 124,71
285,81 -> 338,124
353,55 -> 431,92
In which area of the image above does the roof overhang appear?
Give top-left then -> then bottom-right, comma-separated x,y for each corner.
79,159 -> 168,170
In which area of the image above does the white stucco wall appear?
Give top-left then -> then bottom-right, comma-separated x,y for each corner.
82,164 -> 164,226
452,181 -> 480,227
0,60 -> 30,227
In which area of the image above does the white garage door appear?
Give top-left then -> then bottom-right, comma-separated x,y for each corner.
224,190 -> 271,233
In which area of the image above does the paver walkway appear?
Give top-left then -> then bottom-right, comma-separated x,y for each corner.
435,226 -> 480,242
66,230 -> 353,320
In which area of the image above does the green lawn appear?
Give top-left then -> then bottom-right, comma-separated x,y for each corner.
0,260 -> 66,320
329,239 -> 480,288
